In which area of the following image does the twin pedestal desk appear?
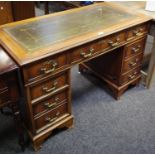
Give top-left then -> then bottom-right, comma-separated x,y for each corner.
0,3 -> 152,151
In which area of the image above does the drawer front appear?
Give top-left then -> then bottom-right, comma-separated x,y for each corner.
33,90 -> 68,117
120,67 -> 141,85
124,38 -> 146,59
122,53 -> 143,73
34,103 -> 67,131
0,73 -> 19,101
29,72 -> 68,101
127,23 -> 149,40
0,78 -> 8,92
23,52 -> 68,83
70,41 -> 99,64
107,31 -> 126,49
70,31 -> 126,64
0,89 -> 10,107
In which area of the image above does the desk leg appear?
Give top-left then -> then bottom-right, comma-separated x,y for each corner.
146,36 -> 155,88
11,103 -> 25,151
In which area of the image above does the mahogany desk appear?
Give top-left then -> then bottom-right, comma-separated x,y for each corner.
0,3 -> 152,150
110,2 -> 155,88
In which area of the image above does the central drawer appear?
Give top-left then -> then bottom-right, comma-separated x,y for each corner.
29,72 -> 68,101
70,42 -> 97,64
70,31 -> 125,64
34,103 -> 68,131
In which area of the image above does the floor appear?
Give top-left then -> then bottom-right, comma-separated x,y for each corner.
0,66 -> 155,153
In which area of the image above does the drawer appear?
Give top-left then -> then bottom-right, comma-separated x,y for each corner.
33,90 -> 68,117
23,52 -> 68,83
70,41 -> 100,64
107,31 -> 126,49
0,78 -> 8,92
124,38 -> 146,59
34,103 -> 67,131
120,66 -> 141,85
127,23 -> 149,40
0,73 -> 19,101
0,89 -> 10,107
29,72 -> 68,101
70,31 -> 126,64
122,53 -> 143,73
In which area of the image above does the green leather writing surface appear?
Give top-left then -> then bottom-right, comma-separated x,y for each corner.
4,5 -> 134,52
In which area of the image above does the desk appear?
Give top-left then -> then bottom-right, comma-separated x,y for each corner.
0,47 -> 24,150
110,2 -> 155,88
0,3 -> 151,150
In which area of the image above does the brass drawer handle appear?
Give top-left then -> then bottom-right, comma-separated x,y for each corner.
45,116 -> 58,123
129,62 -> 137,67
128,71 -> 138,80
131,47 -> 140,53
128,75 -> 136,80
40,61 -> 58,74
42,81 -> 58,93
45,111 -> 60,123
133,30 -> 143,36
44,97 -> 60,108
80,48 -> 94,58
108,37 -> 120,47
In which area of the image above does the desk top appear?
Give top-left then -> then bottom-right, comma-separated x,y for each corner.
0,2 -> 151,66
